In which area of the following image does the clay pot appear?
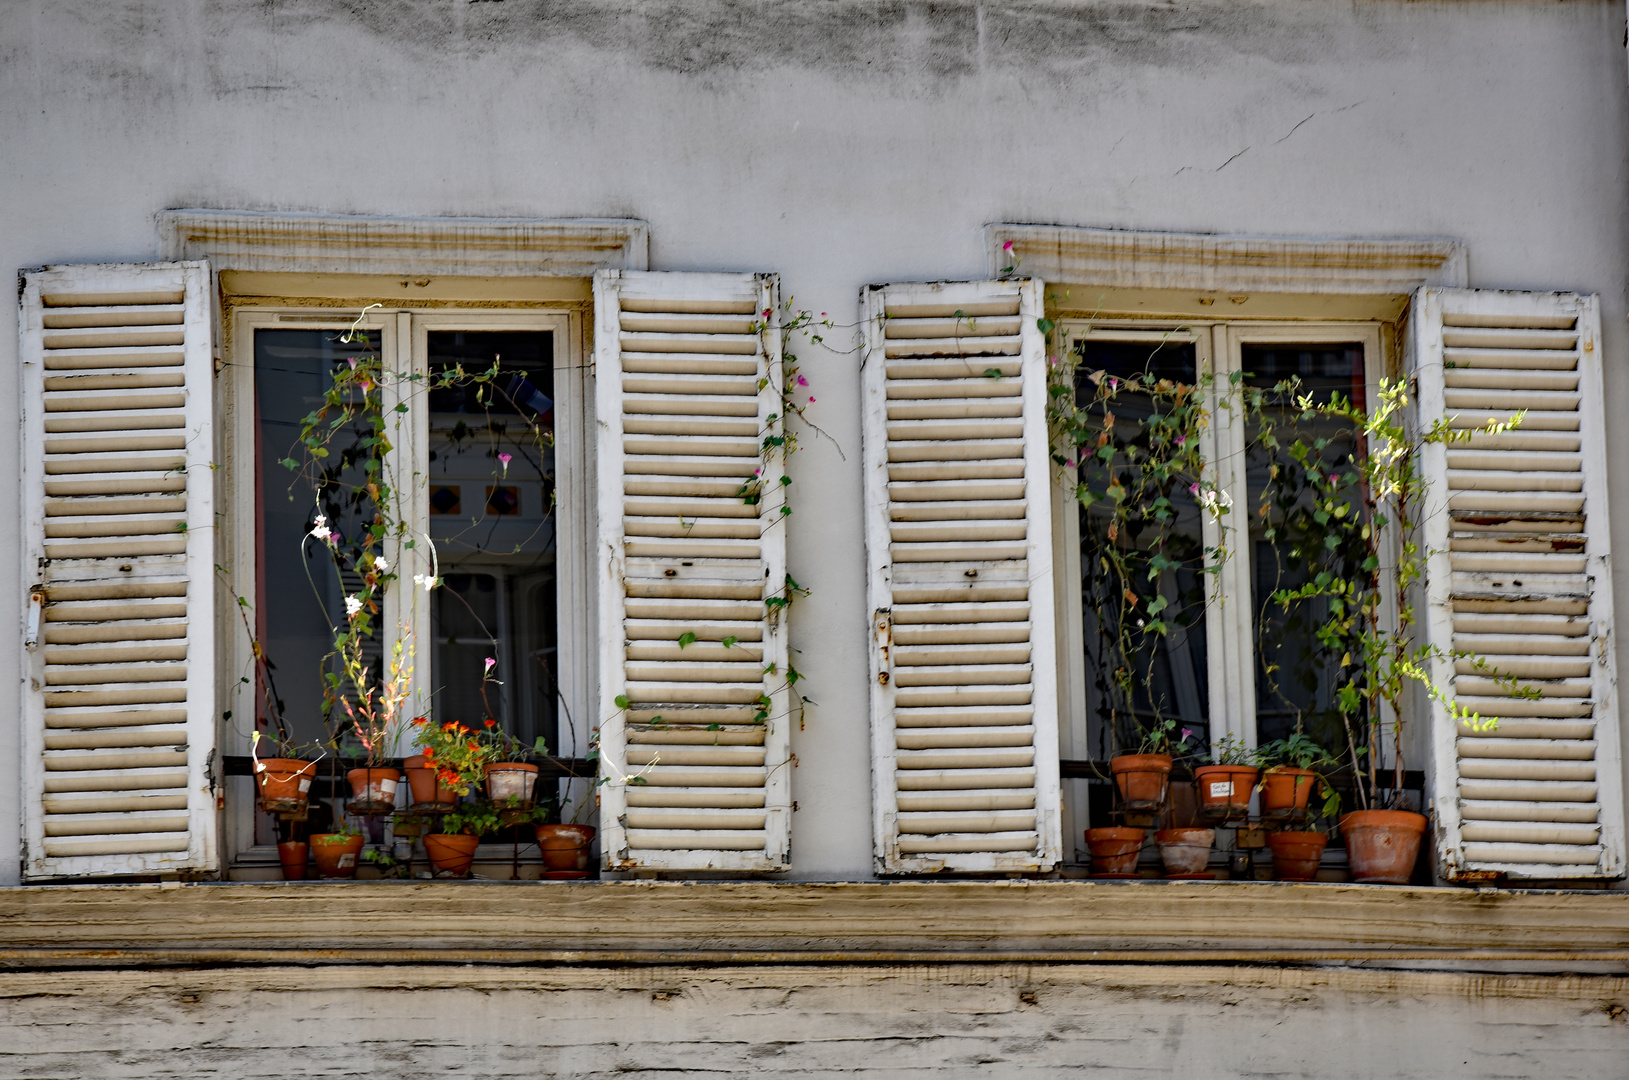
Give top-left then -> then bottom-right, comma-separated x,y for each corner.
276,840 -> 309,881
486,762 -> 539,805
254,758 -> 316,814
309,833 -> 364,879
1155,827 -> 1215,876
1085,827 -> 1145,875
1267,830 -> 1328,881
1261,767 -> 1317,819
345,768 -> 401,814
403,754 -> 458,808
424,833 -> 481,877
536,824 -> 596,872
1340,809 -> 1427,884
1194,765 -> 1258,819
1110,754 -> 1172,810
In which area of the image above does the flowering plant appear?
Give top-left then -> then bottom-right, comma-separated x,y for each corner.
410,716 -> 499,797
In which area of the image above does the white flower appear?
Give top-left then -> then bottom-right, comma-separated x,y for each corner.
345,595 -> 363,617
374,557 -> 389,572
308,515 -> 328,539
413,573 -> 438,592
1196,487 -> 1233,516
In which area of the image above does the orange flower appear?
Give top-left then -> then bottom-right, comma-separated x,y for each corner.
483,719 -> 496,728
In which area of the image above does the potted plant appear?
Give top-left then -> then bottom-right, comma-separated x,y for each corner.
407,716 -> 494,808
1256,733 -> 1340,821
1256,377 -> 1528,884
1154,826 -> 1215,876
1192,733 -> 1259,820
1084,827 -> 1145,876
309,827 -> 365,878
1267,828 -> 1329,881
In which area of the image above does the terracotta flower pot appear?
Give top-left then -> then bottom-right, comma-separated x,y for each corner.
1340,809 -> 1427,884
276,840 -> 309,881
425,833 -> 481,877
1110,754 -> 1172,810
403,754 -> 458,807
309,833 -> 364,879
486,761 -> 539,805
1194,764 -> 1258,819
1261,767 -> 1317,819
254,758 -> 316,814
1267,830 -> 1328,881
1085,826 -> 1145,875
536,824 -> 597,872
1155,827 -> 1215,876
345,768 -> 401,814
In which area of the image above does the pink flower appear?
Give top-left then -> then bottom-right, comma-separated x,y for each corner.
808,396 -> 815,403
762,309 -> 771,319
1175,435 -> 1186,445
1002,240 -> 1015,252
1064,459 -> 1077,468
1181,728 -> 1193,740
347,358 -> 358,370
328,531 -> 341,545
484,657 -> 496,674
795,375 -> 808,387
1189,483 -> 1200,495
1108,378 -> 1119,390
497,452 -> 512,475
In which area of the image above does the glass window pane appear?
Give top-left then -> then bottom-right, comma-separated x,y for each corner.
1073,338 -> 1210,759
1243,343 -> 1368,754
426,331 -> 560,755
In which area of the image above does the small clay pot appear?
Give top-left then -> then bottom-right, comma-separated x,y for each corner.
276,840 -> 309,881
425,833 -> 481,877
1340,809 -> 1427,884
254,758 -> 316,814
309,833 -> 364,879
345,768 -> 401,814
1194,765 -> 1258,820
1155,827 -> 1215,876
1109,754 -> 1172,810
1261,767 -> 1318,819
1085,826 -> 1145,875
403,754 -> 458,808
536,824 -> 596,872
486,762 -> 539,805
1267,830 -> 1328,881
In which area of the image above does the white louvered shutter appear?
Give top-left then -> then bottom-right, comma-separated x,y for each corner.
593,270 -> 791,871
19,262 -> 218,879
861,279 -> 1061,873
1415,287 -> 1624,881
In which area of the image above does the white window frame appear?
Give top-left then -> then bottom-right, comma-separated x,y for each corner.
1056,317 -> 1391,852
221,304 -> 590,873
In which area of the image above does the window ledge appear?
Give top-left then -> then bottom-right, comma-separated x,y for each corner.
0,880 -> 1623,973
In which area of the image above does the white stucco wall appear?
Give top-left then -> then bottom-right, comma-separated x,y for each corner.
1,0 -> 1627,884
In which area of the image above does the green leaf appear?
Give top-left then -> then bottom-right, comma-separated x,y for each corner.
721,636 -> 739,649
613,694 -> 630,709
677,631 -> 697,649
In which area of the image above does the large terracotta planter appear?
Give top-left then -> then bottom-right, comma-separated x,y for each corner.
1194,764 -> 1258,820
276,840 -> 309,881
486,761 -> 539,806
254,758 -> 316,814
1267,830 -> 1328,881
536,824 -> 596,872
1340,809 -> 1427,884
1110,754 -> 1172,811
1155,827 -> 1215,876
309,833 -> 364,879
1085,827 -> 1145,875
1261,767 -> 1317,819
425,833 -> 481,877
345,768 -> 401,815
404,754 -> 458,808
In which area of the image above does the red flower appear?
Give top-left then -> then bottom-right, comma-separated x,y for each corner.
483,719 -> 496,728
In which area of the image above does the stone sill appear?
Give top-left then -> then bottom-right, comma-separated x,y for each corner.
1,879 -> 1626,973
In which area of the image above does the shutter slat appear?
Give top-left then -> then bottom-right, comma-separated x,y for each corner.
21,263 -> 218,880
595,270 -> 790,872
863,279 -> 1060,873
1417,288 -> 1624,881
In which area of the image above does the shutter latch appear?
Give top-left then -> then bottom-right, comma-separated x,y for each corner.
24,586 -> 44,649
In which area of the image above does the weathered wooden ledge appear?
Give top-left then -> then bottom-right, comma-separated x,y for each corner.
1,880 -> 1625,972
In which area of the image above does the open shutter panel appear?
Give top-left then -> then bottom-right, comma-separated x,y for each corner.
593,270 -> 791,871
861,279 -> 1062,873
19,262 -> 218,879
1415,287 -> 1624,881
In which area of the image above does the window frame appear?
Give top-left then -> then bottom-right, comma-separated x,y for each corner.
221,303 -> 590,874
1054,317 -> 1393,852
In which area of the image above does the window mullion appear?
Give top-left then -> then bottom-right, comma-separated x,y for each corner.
1205,324 -> 1259,751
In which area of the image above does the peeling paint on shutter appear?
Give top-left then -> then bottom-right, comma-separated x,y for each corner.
861,280 -> 1061,873
593,270 -> 790,872
19,262 -> 218,879
1415,288 -> 1624,881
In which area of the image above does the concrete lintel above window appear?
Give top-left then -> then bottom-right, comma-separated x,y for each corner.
985,223 -> 1467,295
159,209 -> 649,278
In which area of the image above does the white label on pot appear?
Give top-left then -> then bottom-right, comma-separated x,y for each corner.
1209,781 -> 1233,798
337,853 -> 356,868
378,778 -> 398,797
297,778 -> 311,793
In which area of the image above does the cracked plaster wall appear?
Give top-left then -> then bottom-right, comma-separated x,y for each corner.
0,0 -> 1627,885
